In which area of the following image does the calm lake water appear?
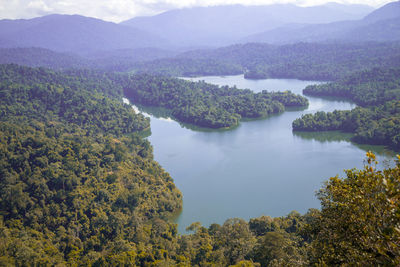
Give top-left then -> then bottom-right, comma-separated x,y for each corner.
125,75 -> 395,233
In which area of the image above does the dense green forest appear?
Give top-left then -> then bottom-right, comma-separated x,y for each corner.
293,68 -> 400,150
1,64 -> 399,265
133,42 -> 400,81
123,74 -> 308,128
0,48 -> 90,70
3,43 -> 400,82
133,58 -> 243,78
0,65 -> 149,134
0,64 -> 184,265
0,64 -> 308,129
303,68 -> 400,106
0,47 -> 179,73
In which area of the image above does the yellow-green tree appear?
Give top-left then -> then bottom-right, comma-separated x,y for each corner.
310,152 -> 400,266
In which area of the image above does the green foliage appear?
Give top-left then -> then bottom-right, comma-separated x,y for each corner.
0,64 -> 149,135
0,64 -> 182,265
244,66 -> 270,80
0,47 -> 90,70
0,47 -> 176,73
132,42 -> 400,81
0,122 -> 182,264
1,64 -> 399,266
178,214 -> 309,266
293,102 -> 400,150
303,68 -> 400,106
309,152 -> 400,266
3,43 -> 400,82
124,74 -> 308,129
134,57 -> 243,77
293,68 -> 400,151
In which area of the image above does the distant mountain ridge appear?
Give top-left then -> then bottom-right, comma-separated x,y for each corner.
363,0 -> 400,23
0,14 -> 168,55
242,1 -> 400,44
2,2 -> 400,64
121,3 -> 374,47
0,47 -> 178,71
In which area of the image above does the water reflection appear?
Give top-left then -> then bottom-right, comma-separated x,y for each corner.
293,130 -> 353,143
293,131 -> 395,157
123,77 -> 395,233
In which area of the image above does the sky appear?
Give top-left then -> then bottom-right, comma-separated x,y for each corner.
0,0 -> 395,23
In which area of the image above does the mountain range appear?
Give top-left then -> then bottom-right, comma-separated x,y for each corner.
0,2 -> 399,55
0,14 -> 167,55
242,1 -> 400,44
121,3 -> 374,47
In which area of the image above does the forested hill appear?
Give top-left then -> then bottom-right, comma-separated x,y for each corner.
293,68 -> 400,150
0,14 -> 167,54
134,42 -> 400,81
1,65 -> 400,265
303,68 -> 400,106
123,74 -> 308,129
0,64 -> 153,134
0,63 -> 308,129
0,64 -> 182,264
0,48 -> 90,70
0,47 -> 178,72
3,43 -> 400,81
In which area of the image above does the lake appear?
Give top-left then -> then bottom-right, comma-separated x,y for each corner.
125,75 -> 395,233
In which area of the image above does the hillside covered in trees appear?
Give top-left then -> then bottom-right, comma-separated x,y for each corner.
2,42 -> 400,82
303,67 -> 400,106
1,1 -> 400,264
0,63 -> 399,265
293,68 -> 400,150
0,63 -> 308,130
0,64 -> 182,265
123,74 -> 308,128
133,42 -> 400,81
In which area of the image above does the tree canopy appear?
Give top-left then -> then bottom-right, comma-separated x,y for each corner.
293,68 -> 400,151
124,74 -> 308,129
0,63 -> 399,265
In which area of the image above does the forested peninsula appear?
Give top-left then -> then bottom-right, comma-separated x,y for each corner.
293,68 -> 400,150
123,74 -> 308,129
0,63 -> 308,130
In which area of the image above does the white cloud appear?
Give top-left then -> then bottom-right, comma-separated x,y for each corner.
0,0 -> 395,22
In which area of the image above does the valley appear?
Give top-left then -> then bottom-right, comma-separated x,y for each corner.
1,0 -> 400,265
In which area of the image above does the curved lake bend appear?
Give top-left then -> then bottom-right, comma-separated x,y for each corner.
126,75 -> 395,233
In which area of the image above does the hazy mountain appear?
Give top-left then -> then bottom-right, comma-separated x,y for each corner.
241,20 -> 359,44
0,47 -> 89,69
242,1 -> 400,44
362,0 -> 400,23
133,42 -> 400,80
121,3 -> 374,47
0,46 -> 179,71
84,47 -> 177,61
322,2 -> 376,16
0,14 -> 168,54
86,47 -> 179,71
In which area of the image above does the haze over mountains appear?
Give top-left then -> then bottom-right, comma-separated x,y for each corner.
243,0 -> 400,44
0,14 -> 167,55
0,1 -> 399,60
121,3 -> 374,47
